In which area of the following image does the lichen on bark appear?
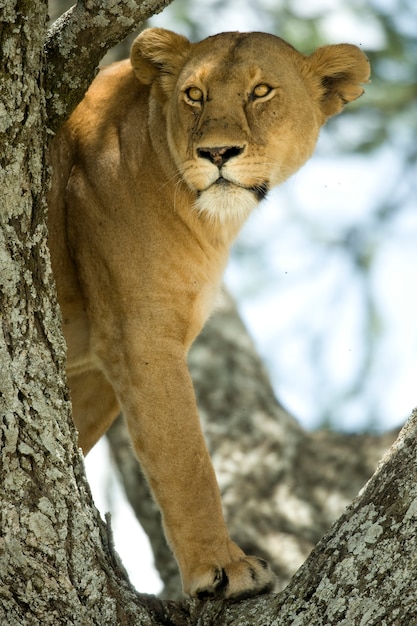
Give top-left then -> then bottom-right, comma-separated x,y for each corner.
0,2 -> 191,623
1,2 -> 132,623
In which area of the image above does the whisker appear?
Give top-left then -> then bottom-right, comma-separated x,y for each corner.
159,170 -> 183,191
173,178 -> 183,213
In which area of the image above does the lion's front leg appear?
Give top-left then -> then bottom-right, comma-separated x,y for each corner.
99,341 -> 275,599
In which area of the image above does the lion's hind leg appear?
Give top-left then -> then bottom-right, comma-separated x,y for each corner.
68,369 -> 120,454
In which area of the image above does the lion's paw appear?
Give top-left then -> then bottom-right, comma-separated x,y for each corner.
189,556 -> 276,600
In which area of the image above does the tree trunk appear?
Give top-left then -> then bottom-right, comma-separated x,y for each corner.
0,1 -> 184,623
1,1 -> 416,624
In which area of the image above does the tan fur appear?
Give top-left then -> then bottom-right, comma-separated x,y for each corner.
48,28 -> 369,599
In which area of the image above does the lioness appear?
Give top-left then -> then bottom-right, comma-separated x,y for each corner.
48,28 -> 369,599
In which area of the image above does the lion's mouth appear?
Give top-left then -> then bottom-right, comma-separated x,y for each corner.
194,176 -> 269,223
213,176 -> 268,201
214,176 -> 230,187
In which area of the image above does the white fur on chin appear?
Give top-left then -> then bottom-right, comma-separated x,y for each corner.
193,184 -> 259,226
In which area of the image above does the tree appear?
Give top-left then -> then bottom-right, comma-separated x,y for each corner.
1,1 -> 416,624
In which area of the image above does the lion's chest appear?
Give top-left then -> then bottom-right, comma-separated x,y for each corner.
184,280 -> 221,347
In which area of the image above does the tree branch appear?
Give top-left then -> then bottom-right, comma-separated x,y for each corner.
44,0 -> 173,131
193,408 -> 417,625
107,289 -> 398,600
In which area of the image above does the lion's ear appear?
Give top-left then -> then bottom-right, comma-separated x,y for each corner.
307,44 -> 370,120
130,28 -> 191,87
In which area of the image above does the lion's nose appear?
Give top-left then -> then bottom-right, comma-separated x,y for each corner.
197,145 -> 244,167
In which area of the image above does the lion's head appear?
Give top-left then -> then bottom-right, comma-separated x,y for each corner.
131,28 -> 369,224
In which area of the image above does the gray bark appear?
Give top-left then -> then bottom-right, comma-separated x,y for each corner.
1,1 -> 416,624
186,407 -> 417,626
0,1 -> 185,624
45,0 -> 172,130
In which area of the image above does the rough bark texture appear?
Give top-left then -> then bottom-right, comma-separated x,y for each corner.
1,1 -> 416,624
183,409 -> 417,626
44,0 -> 172,131
0,1 -> 186,624
0,2 -> 112,621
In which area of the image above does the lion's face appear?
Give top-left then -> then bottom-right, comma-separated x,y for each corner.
131,29 -> 370,223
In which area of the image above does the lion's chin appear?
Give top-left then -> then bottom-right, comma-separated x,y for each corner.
193,182 -> 262,225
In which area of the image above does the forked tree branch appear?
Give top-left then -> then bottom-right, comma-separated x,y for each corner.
44,0 -> 173,131
107,291 -> 400,609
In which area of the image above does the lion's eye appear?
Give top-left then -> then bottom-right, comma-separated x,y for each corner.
252,84 -> 272,98
185,86 -> 204,103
